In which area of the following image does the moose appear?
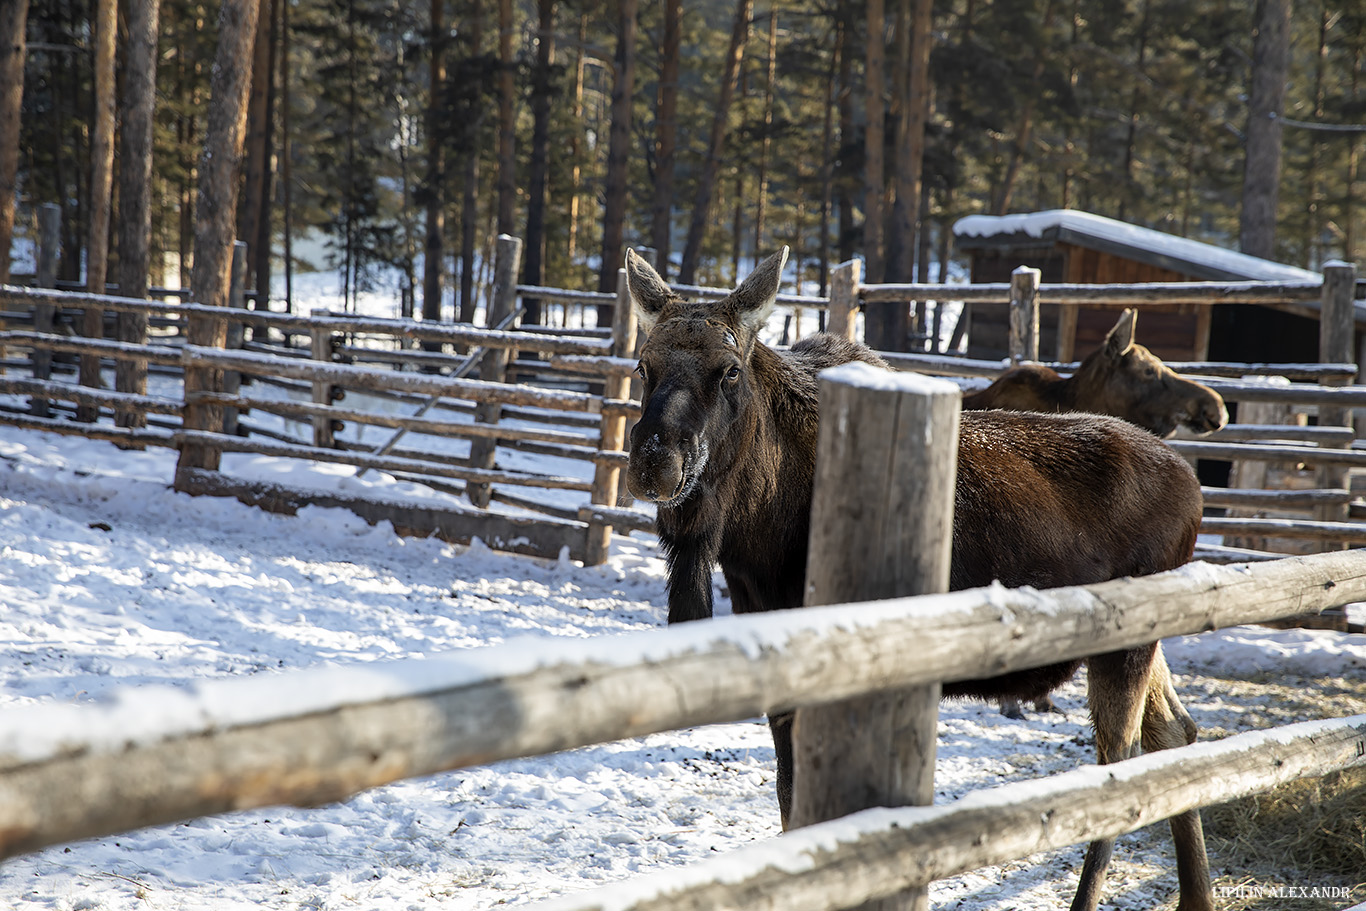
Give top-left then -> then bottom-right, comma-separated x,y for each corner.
961,307 -> 1228,439
964,308 -> 1227,719
624,247 -> 1212,911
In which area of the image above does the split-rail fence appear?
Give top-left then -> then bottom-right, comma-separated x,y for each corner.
0,368 -> 1363,911
5,224 -> 1366,573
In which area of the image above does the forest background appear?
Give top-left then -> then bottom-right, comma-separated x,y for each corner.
0,0 -> 1357,351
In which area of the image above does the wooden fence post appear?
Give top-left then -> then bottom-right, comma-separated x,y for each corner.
1317,261 -> 1355,542
791,364 -> 960,911
310,308 -> 337,448
585,265 -> 638,565
29,203 -> 60,417
826,258 -> 862,343
467,234 -> 522,509
223,242 -> 248,437
1008,265 -> 1041,364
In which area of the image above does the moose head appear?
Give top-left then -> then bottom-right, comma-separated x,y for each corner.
1073,308 -> 1229,438
624,246 -> 788,506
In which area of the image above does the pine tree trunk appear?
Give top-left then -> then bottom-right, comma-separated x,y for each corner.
677,0 -> 751,285
523,0 -> 555,324
240,0 -> 274,294
79,0 -> 117,421
495,0 -> 515,237
649,0 -> 680,280
596,0 -> 638,308
115,0 -> 160,427
1240,0 -> 1291,260
180,0 -> 261,477
458,0 -> 484,325
836,0 -> 855,264
0,0 -> 30,285
423,0 -> 447,337
862,0 -> 887,350
754,7 -> 776,255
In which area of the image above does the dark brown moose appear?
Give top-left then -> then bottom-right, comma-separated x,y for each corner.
961,308 -> 1228,438
624,247 -> 1213,911
964,307 -> 1227,719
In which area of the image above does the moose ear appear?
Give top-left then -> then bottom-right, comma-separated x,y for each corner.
725,246 -> 788,338
625,248 -> 676,334
1105,308 -> 1137,357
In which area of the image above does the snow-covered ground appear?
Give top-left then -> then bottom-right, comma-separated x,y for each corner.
1,269 -> 1363,910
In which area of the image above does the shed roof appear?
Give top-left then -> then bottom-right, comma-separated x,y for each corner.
953,209 -> 1321,283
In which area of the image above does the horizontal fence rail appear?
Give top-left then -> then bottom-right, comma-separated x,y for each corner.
1,549 -> 1364,861
530,714 -> 1366,911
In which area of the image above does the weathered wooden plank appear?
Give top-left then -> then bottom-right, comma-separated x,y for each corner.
190,392 -> 601,448
182,345 -> 604,413
175,469 -> 587,562
1199,486 -> 1350,509
1170,439 -> 1366,468
4,549 -> 1364,865
0,412 -> 177,447
1199,515 -> 1366,543
0,377 -> 181,414
173,429 -> 595,491
859,279 -> 1324,305
529,715 -> 1366,911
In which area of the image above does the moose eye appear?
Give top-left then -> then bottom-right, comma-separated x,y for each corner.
636,363 -> 648,382
724,365 -> 741,383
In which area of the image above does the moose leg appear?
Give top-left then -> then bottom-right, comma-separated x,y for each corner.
769,710 -> 796,829
1141,647 -> 1214,911
1069,645 -> 1154,911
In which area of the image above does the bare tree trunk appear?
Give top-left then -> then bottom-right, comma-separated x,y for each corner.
523,0 -> 555,324
1117,0 -> 1148,223
240,0 -> 275,294
180,0 -> 261,477
677,0 -> 752,285
566,10 -> 587,272
886,0 -> 910,283
458,0 -> 484,324
649,0 -> 680,280
115,0 -> 160,427
281,0 -> 293,314
0,0 -> 30,285
79,0 -> 117,421
596,0 -> 638,310
836,0 -> 855,264
862,0 -> 887,351
1240,0 -> 1291,260
495,0 -> 515,237
818,12 -> 839,297
1306,4 -> 1329,269
423,0 -> 447,337
754,6 -> 776,255
994,0 -> 1052,216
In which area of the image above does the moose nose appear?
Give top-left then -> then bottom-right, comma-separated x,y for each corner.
626,430 -> 688,502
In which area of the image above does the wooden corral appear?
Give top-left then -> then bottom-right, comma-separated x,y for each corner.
6,221 -> 1366,572
1,370 -> 1364,910
952,209 -> 1331,365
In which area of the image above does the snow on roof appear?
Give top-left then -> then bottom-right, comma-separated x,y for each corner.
953,209 -> 1321,283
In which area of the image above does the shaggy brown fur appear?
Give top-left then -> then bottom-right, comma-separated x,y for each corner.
624,248 -> 1213,911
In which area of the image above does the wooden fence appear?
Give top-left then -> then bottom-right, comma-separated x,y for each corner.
1,368 -> 1364,911
6,227 -> 1366,568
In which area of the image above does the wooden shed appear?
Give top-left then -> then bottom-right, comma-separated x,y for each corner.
952,209 -> 1324,364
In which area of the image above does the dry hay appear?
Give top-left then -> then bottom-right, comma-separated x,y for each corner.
1152,671 -> 1366,910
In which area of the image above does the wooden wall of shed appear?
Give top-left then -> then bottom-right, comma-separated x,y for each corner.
964,246 -> 1065,360
963,241 -> 1209,362
1061,244 -> 1208,362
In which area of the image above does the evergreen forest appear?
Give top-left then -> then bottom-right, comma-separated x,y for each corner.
0,0 -> 1360,335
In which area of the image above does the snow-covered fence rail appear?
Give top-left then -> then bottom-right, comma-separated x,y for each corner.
1,549 -> 1364,865
0,236 -> 656,563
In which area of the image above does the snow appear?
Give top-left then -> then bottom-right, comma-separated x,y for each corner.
1,270 -> 1364,910
953,209 -> 1322,283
